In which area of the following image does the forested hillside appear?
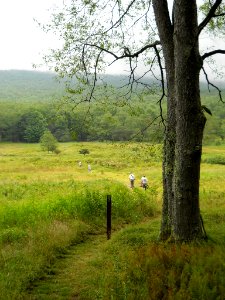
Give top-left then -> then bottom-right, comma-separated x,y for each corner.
0,70 -> 224,144
0,70 -> 64,102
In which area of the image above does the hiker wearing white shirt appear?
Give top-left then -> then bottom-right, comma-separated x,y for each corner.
140,175 -> 148,190
129,173 -> 135,188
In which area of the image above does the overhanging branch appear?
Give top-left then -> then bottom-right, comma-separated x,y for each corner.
129,115 -> 161,141
202,66 -> 224,103
84,41 -> 161,63
214,12 -> 225,17
154,45 -> 166,127
104,0 -> 136,34
198,0 -> 223,35
88,49 -> 103,101
202,49 -> 225,60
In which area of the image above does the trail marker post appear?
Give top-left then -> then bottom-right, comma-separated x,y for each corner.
107,195 -> 112,240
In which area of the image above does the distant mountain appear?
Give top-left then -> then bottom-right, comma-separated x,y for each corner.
0,70 -> 224,102
0,70 -> 64,102
0,70 -> 155,102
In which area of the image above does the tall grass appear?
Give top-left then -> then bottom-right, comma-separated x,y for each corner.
89,238 -> 225,300
0,142 -> 225,299
0,179 -> 158,298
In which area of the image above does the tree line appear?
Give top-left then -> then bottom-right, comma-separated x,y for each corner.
0,96 -> 164,143
0,91 -> 224,144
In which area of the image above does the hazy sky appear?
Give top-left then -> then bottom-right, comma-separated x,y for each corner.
0,0 -> 63,71
0,0 -> 224,79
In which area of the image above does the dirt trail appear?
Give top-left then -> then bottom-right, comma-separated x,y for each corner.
26,234 -> 108,299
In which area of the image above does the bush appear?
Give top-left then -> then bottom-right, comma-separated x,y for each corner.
79,148 -> 90,155
53,148 -> 61,154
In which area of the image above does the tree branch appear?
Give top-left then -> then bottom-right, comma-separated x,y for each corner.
202,66 -> 224,103
84,41 -> 161,63
88,49 -> 103,101
129,115 -> 161,141
198,0 -> 223,35
214,12 -> 225,17
154,45 -> 166,127
202,49 -> 225,60
152,0 -> 173,47
104,0 -> 136,34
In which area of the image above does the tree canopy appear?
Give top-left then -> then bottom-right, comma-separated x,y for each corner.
42,0 -> 225,102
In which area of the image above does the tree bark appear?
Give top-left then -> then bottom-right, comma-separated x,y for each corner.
173,0 -> 206,241
152,0 -> 176,240
153,0 -> 206,241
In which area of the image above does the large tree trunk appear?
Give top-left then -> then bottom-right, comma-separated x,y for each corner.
172,0 -> 206,241
161,76 -> 176,240
152,0 -> 176,240
153,0 -> 206,241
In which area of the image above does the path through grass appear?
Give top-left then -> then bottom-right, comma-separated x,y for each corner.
24,217 -> 161,300
26,233 -> 108,299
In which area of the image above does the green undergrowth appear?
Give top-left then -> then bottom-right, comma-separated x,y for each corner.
25,217 -> 225,300
202,154 -> 225,165
65,220 -> 225,300
0,179 -> 158,299
94,238 -> 225,300
1,143 -> 225,299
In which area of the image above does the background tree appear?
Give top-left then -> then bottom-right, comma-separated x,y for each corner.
48,113 -> 72,142
40,130 -> 59,153
42,0 -> 225,241
18,111 -> 47,143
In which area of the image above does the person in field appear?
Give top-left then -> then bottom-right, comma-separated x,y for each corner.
129,173 -> 135,188
88,164 -> 91,172
78,161 -> 82,167
140,175 -> 148,190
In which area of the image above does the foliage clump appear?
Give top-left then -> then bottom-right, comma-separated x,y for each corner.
19,110 -> 47,143
79,148 -> 90,155
40,130 -> 59,153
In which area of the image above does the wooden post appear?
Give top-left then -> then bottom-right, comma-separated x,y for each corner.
107,195 -> 112,240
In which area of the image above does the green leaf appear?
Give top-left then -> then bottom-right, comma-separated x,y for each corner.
202,105 -> 212,116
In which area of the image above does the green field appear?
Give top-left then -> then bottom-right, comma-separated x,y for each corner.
0,142 -> 225,299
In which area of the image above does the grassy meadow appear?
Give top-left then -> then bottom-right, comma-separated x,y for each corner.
0,142 -> 225,299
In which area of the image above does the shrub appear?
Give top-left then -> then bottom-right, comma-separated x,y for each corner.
79,148 -> 90,155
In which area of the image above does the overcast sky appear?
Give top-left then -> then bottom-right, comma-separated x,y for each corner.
0,0 -> 224,79
0,0 -> 63,71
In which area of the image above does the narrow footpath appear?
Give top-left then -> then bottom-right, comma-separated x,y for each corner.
25,218 -> 160,299
26,234 -> 108,300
